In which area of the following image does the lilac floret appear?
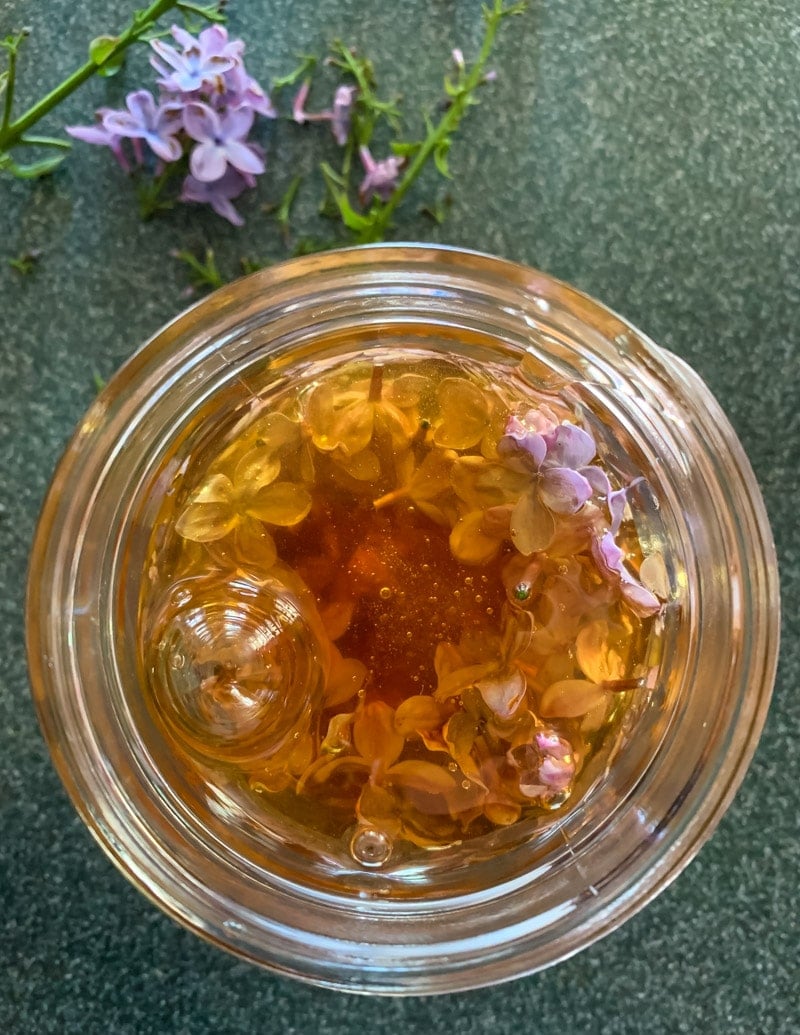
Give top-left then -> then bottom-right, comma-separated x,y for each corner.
331,84 -> 357,145
292,81 -> 357,146
150,24 -> 239,93
180,167 -> 253,226
592,531 -> 661,617
222,61 -> 277,117
66,109 -> 130,171
102,90 -> 183,162
358,145 -> 403,202
183,102 -> 265,181
499,414 -> 548,468
510,729 -> 575,801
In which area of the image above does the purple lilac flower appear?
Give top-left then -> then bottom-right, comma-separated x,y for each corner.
509,729 -> 575,802
358,145 -> 404,202
150,24 -> 240,93
501,409 -> 605,515
592,532 -> 661,617
102,90 -> 183,162
292,82 -> 356,146
222,60 -> 277,117
180,167 -> 252,226
66,109 -> 130,171
183,102 -> 265,182
330,85 -> 357,145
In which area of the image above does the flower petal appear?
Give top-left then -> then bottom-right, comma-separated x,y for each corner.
433,377 -> 490,449
620,577 -> 662,617
449,511 -> 503,566
221,105 -> 255,141
386,760 -> 458,795
337,449 -> 381,481
245,481 -> 311,525
539,679 -> 609,718
510,491 -> 555,555
353,701 -> 404,768
592,531 -> 624,579
394,695 -> 445,736
581,464 -> 611,497
543,422 -> 596,469
183,102 -> 220,142
476,667 -> 526,720
189,141 -> 228,181
175,502 -> 238,542
233,447 -> 281,492
539,467 -> 592,514
224,139 -> 265,175
125,89 -> 157,126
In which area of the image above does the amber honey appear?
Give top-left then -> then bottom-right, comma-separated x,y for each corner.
139,350 -> 664,866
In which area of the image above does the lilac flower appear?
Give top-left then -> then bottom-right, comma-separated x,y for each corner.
150,24 -> 240,93
330,85 -> 357,145
292,82 -> 356,145
501,410 -> 599,515
66,109 -> 130,172
358,145 -> 404,202
180,167 -> 252,226
183,102 -> 265,182
509,729 -> 575,803
222,61 -> 277,117
592,532 -> 661,617
102,90 -> 183,162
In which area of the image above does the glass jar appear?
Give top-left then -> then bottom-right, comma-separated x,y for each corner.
26,245 -> 779,994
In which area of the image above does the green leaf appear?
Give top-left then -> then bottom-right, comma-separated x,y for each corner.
271,55 -> 316,90
433,138 -> 452,178
275,174 -> 301,239
172,247 -> 226,292
19,134 -> 71,150
89,35 -> 126,77
176,1 -> 228,25
320,162 -> 372,232
4,152 -> 66,178
391,140 -> 422,157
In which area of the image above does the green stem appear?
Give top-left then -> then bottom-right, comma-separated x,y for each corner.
363,1 -> 515,243
1,42 -> 18,133
0,0 -> 179,151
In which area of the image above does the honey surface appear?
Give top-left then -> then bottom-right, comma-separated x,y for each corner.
140,353 -> 664,863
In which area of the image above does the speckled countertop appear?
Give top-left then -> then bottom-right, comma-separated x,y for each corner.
1,2 -> 798,1032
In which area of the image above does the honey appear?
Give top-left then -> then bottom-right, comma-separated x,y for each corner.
138,350 -> 664,865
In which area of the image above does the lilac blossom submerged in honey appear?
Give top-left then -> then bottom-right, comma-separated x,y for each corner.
139,356 -> 667,858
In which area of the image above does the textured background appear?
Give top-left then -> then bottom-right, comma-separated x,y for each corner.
1,1 -> 798,1032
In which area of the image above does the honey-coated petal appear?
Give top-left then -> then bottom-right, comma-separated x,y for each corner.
175,501 -> 238,542
576,619 -> 628,683
233,447 -> 281,493
539,678 -> 609,718
449,511 -> 503,565
394,695 -> 444,736
387,760 -> 458,795
433,378 -> 491,449
353,701 -> 405,768
510,491 -> 555,555
245,482 -> 312,525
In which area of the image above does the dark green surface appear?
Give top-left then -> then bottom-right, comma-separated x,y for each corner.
1,1 -> 798,1032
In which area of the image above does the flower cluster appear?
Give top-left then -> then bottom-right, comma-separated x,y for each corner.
67,25 -> 275,224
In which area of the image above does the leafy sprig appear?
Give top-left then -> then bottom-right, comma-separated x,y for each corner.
321,0 -> 527,244
0,0 -> 225,178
